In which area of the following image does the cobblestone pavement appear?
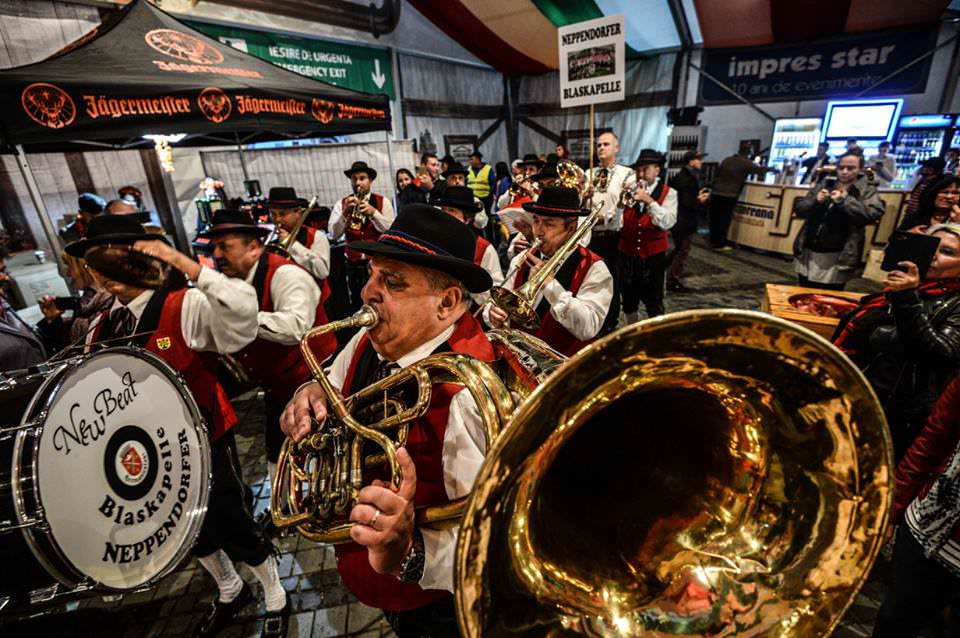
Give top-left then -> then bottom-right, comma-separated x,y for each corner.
2,238 -> 899,637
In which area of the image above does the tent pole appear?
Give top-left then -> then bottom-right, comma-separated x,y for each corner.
159,169 -> 190,254
385,129 -> 396,202
235,132 -> 251,182
14,144 -> 64,274
589,105 -> 595,174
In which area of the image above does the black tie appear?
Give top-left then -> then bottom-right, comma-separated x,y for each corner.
110,306 -> 137,340
372,359 -> 400,383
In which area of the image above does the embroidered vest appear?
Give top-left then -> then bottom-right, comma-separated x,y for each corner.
334,313 -> 495,612
618,182 -> 672,259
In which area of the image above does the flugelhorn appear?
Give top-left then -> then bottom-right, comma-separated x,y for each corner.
271,305 -> 514,543
345,186 -> 371,231
266,195 -> 319,259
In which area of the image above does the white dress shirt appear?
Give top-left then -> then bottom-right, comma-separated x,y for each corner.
87,267 -> 258,354
328,192 -> 396,242
640,177 -> 679,231
327,322 -> 486,593
471,242 -> 504,307
484,251 -> 613,341
245,258 -> 320,345
586,163 -> 633,231
289,231 -> 331,281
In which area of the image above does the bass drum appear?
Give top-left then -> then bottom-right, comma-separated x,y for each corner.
0,347 -> 210,609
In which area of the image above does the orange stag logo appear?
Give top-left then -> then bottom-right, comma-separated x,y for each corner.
145,29 -> 224,65
21,83 -> 77,129
311,98 -> 335,124
198,87 -> 231,124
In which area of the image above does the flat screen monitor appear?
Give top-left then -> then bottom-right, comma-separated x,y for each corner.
822,99 -> 903,141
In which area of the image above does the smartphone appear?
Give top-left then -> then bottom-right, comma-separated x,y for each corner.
53,296 -> 81,311
823,176 -> 838,190
881,231 -> 942,278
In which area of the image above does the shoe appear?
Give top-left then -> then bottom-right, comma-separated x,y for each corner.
255,510 -> 279,538
667,280 -> 692,293
714,245 -> 734,253
196,582 -> 254,637
261,597 -> 291,638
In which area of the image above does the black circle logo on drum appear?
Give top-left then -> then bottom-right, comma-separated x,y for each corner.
104,426 -> 158,501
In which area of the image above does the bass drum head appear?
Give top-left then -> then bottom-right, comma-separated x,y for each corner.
14,347 -> 210,592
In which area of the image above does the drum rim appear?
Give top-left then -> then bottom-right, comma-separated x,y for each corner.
11,346 -> 212,594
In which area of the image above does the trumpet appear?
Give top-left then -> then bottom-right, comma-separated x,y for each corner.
271,306 -> 513,543
618,177 -> 648,209
266,195 -> 319,259
345,187 -> 371,231
508,176 -> 539,200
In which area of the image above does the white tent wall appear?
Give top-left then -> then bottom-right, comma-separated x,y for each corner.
398,53 -> 508,165
517,55 -> 677,164
0,0 -> 99,66
683,22 -> 960,161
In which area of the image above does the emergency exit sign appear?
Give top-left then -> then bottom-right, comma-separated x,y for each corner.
189,21 -> 395,99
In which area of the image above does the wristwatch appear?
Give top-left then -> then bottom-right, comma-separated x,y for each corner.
398,528 -> 425,583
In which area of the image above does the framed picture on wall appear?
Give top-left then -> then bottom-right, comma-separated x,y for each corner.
444,135 -> 478,167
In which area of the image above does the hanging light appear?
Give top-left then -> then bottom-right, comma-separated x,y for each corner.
143,134 -> 185,173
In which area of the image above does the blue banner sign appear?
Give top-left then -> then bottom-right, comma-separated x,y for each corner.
701,27 -> 938,105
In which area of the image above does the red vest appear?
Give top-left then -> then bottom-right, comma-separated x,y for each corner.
93,290 -> 237,442
473,236 -> 491,266
343,193 -> 386,263
333,313 -> 495,612
513,246 -> 604,357
233,252 -> 336,402
618,184 -> 672,259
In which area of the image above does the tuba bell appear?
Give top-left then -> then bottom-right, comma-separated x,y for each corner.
271,306 -> 515,543
456,310 -> 893,637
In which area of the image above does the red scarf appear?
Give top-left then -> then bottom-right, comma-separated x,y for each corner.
833,278 -> 960,355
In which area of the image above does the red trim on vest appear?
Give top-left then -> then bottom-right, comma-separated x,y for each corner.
473,236 -> 491,266
513,246 -> 603,357
235,252 -> 335,401
335,312 -> 493,611
93,292 -> 237,441
618,185 -> 672,259
344,193 -> 385,263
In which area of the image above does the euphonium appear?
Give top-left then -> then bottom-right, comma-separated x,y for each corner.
456,310 -> 893,637
271,305 -> 514,543
266,195 -> 319,258
345,186 -> 371,231
556,159 -> 586,191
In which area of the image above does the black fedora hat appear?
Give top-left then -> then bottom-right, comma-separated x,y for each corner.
344,160 -> 377,181
533,162 -> 559,181
197,209 -> 270,239
434,186 -> 483,214
521,153 -> 543,167
347,204 -> 492,293
65,213 -> 166,258
442,162 -> 469,179
633,148 -> 667,167
522,186 -> 588,218
267,186 -> 308,208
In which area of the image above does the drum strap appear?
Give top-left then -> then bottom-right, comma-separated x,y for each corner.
130,290 -> 169,348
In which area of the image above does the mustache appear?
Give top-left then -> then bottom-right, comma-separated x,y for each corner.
214,258 -> 231,272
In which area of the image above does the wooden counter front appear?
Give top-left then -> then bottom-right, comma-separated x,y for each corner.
762,284 -> 865,340
727,183 -> 908,259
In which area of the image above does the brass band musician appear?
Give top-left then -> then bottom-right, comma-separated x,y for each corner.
435,185 -> 504,307
329,161 -> 396,311
280,204 -> 494,636
486,185 -> 613,356
268,186 -> 331,283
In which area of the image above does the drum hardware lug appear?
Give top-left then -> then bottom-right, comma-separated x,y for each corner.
0,416 -> 43,439
0,514 -> 45,534
28,583 -> 60,605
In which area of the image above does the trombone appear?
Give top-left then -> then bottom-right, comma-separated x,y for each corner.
265,194 -> 320,259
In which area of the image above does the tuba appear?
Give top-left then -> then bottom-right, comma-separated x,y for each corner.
346,186 -> 372,231
265,195 -> 319,259
271,306 -> 514,543
455,310 -> 893,637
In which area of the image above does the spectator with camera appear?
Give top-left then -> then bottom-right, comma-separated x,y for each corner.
867,141 -> 897,187
793,152 -> 885,290
833,223 -> 960,460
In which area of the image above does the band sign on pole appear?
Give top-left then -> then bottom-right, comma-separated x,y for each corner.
558,14 -> 625,109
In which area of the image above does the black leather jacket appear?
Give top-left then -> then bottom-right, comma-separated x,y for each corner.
856,288 -> 960,416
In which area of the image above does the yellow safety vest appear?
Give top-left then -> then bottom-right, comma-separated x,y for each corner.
467,163 -> 493,199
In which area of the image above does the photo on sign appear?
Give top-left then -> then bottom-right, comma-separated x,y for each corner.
444,135 -> 478,167
567,45 -> 616,82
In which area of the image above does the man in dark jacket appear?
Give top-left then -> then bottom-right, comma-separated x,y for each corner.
793,152 -> 885,289
667,151 -> 709,291
709,150 -> 774,250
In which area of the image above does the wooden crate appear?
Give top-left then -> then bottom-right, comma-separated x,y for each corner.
762,284 -> 865,340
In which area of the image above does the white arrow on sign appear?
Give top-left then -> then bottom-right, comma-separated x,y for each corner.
371,59 -> 386,89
